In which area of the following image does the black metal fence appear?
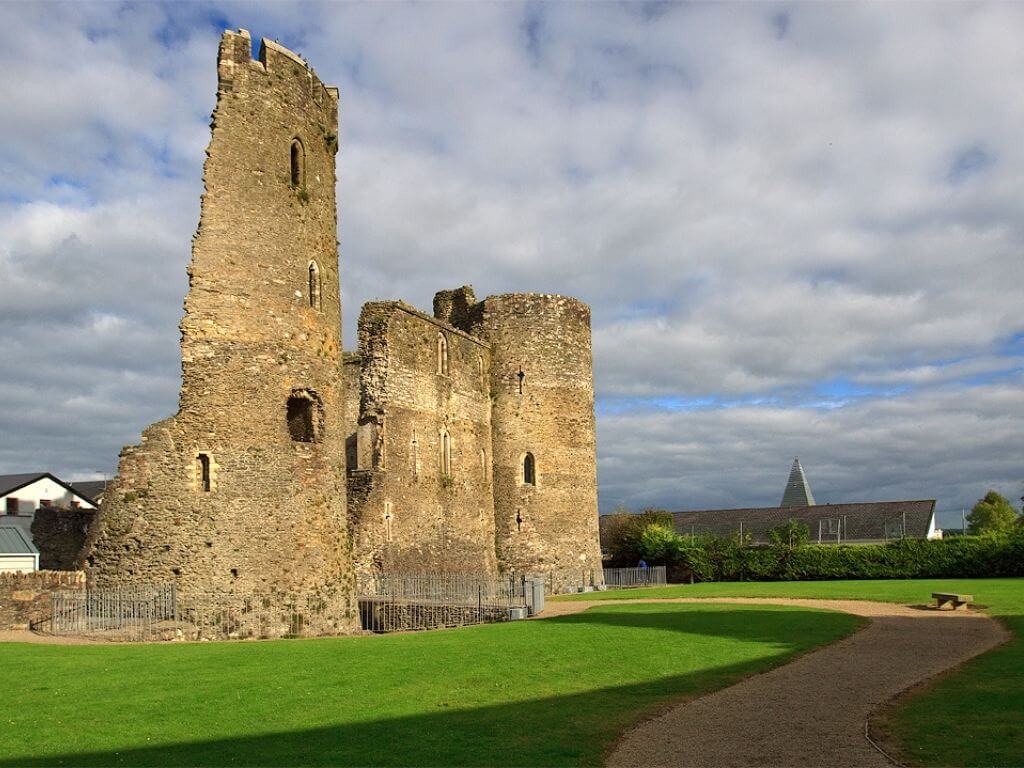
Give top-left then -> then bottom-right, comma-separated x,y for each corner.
356,573 -> 533,632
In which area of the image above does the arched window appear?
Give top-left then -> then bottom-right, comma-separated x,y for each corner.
479,448 -> 487,479
308,261 -> 321,310
437,333 -> 449,376
440,430 -> 451,477
287,390 -> 322,443
290,138 -> 304,187
523,452 -> 536,486
477,355 -> 485,386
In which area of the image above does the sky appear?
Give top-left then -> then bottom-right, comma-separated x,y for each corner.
0,1 -> 1022,530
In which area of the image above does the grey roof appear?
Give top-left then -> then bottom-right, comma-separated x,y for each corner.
671,500 -> 936,542
0,526 -> 39,555
781,458 -> 816,507
0,473 -> 48,497
70,480 -> 107,502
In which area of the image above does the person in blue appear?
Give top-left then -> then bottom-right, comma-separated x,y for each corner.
638,558 -> 648,569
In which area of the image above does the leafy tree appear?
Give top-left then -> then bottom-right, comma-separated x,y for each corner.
967,491 -> 1020,535
637,524 -> 680,564
603,509 -> 675,566
768,520 -> 810,549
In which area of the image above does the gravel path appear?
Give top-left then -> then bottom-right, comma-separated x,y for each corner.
543,597 -> 1008,767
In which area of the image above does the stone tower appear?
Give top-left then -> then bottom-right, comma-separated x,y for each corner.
81,31 -> 356,635
475,294 -> 603,588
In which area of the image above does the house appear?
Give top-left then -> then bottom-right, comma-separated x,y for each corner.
0,473 -> 101,536
0,525 -> 39,573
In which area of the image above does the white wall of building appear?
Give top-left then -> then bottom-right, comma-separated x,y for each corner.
0,554 -> 38,574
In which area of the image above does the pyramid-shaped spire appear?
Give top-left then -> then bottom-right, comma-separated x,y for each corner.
781,457 -> 816,507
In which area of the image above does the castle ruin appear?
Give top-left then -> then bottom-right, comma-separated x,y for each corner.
82,30 -> 602,635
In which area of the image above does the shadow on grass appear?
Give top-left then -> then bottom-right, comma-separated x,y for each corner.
1,606 -> 861,768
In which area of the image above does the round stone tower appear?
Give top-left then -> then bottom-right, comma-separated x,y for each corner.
477,294 -> 603,589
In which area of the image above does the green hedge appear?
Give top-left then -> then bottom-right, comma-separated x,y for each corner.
668,530 -> 1024,582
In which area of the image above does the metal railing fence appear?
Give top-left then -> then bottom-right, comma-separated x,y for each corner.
42,584 -> 351,641
602,565 -> 667,588
47,584 -> 177,639
356,572 -> 532,632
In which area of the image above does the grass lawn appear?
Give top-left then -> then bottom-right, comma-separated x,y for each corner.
0,602 -> 860,767
558,578 -> 1024,767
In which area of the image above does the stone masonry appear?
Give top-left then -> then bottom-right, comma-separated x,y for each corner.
81,31 -> 356,636
345,287 -> 604,589
81,30 -> 603,635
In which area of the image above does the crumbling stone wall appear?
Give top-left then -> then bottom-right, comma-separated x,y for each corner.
80,30 -> 356,636
347,300 -> 498,574
0,570 -> 85,630
31,507 -> 96,571
346,288 -> 603,588
474,294 -> 603,588
72,31 -> 603,608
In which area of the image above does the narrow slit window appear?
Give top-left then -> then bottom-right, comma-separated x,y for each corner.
441,430 -> 452,477
290,139 -> 304,187
437,334 -> 449,375
308,261 -> 321,310
523,452 -> 536,486
384,501 -> 393,543
197,453 -> 212,492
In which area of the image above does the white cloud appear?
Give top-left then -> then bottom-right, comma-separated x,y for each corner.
0,2 -> 1021,517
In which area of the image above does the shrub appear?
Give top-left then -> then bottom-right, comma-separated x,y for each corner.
623,525 -> 1024,582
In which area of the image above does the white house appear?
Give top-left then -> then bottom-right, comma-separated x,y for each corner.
0,473 -> 100,536
0,525 -> 40,573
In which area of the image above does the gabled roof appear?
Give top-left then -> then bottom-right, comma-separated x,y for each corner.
0,525 -> 39,555
69,480 -> 107,502
781,458 -> 815,507
0,472 -> 100,506
0,473 -> 48,497
671,500 -> 936,542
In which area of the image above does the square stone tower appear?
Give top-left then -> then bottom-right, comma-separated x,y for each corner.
81,31 -> 356,635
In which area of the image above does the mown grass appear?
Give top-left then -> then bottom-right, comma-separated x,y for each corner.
558,578 -> 1024,767
0,602 -> 860,767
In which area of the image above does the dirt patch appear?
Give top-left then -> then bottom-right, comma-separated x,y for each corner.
0,629 -> 103,645
542,598 -> 1008,767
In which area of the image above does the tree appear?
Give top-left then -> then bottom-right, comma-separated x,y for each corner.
768,520 -> 810,549
603,509 -> 675,566
967,491 -> 1020,535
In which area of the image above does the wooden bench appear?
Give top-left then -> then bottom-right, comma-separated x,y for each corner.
932,592 -> 973,610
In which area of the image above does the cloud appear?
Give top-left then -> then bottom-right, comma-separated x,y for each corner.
0,2 -> 1021,521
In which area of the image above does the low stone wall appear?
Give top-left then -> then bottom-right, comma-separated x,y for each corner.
0,570 -> 85,630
